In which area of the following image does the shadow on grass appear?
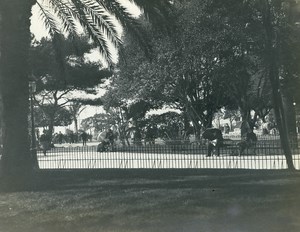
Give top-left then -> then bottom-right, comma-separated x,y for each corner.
27,169 -> 300,192
1,169 -> 300,232
1,168 -> 299,193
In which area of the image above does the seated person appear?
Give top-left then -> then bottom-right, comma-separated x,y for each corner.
97,139 -> 110,152
97,129 -> 114,152
202,128 -> 223,157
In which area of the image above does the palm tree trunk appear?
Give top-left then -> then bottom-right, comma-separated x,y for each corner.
0,0 -> 36,189
74,118 -> 79,134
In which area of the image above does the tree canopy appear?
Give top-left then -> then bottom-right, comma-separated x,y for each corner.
29,36 -> 112,137
0,0 -> 176,187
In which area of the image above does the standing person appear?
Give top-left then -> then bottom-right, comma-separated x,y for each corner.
145,125 -> 152,145
202,128 -> 223,157
80,131 -> 88,146
240,120 -> 252,140
239,120 -> 257,155
39,130 -> 50,156
238,131 -> 257,156
58,131 -> 63,144
224,123 -> 230,134
69,131 -> 75,144
106,128 -> 114,148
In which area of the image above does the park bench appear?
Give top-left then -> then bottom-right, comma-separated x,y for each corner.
221,138 -> 257,156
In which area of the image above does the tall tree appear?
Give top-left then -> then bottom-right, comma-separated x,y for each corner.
259,0 -> 296,169
114,0 -> 251,136
68,101 -> 86,133
34,105 -> 73,128
114,0 -> 300,169
0,0 -> 172,188
0,1 -> 34,187
230,0 -> 300,169
30,36 -> 111,138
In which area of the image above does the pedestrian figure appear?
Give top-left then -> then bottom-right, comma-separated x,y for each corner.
224,123 -> 230,134
202,128 -> 223,157
239,120 -> 257,155
69,131 -> 75,144
240,120 -> 252,140
80,131 -> 88,146
106,128 -> 114,147
238,131 -> 257,156
40,130 -> 50,156
58,131 -> 63,144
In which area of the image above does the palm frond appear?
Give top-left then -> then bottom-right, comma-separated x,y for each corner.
48,0 -> 78,37
36,1 -> 61,37
37,0 -> 68,84
99,0 -> 152,56
36,0 -> 173,65
81,0 -> 122,47
97,0 -> 141,31
69,0 -> 113,63
129,0 -> 173,26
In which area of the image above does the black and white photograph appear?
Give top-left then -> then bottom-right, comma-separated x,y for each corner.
0,0 -> 300,231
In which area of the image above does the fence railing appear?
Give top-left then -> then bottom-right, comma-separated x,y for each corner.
37,138 -> 300,170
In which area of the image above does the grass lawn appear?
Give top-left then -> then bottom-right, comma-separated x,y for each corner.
0,170 -> 300,232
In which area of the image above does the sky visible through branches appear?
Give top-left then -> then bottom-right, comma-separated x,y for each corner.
29,1 -> 140,121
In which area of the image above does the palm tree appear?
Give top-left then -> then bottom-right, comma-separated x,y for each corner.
0,0 -> 172,188
68,102 -> 86,133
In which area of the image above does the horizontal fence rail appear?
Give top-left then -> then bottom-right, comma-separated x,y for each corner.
37,137 -> 300,170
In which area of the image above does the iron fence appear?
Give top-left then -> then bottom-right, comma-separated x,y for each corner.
37,137 -> 300,170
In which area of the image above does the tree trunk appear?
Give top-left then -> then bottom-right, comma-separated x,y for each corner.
191,119 -> 201,139
0,0 -> 36,189
203,111 -> 213,129
262,0 -> 295,170
48,113 -> 55,140
270,77 -> 295,170
74,118 -> 78,134
240,106 -> 250,123
185,106 -> 201,139
0,95 -> 3,145
229,118 -> 234,131
183,111 -> 191,139
282,87 -> 298,148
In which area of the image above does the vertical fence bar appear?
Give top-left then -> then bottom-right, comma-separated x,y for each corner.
36,135 -> 299,171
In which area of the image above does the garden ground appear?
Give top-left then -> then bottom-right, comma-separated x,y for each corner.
0,170 -> 300,232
